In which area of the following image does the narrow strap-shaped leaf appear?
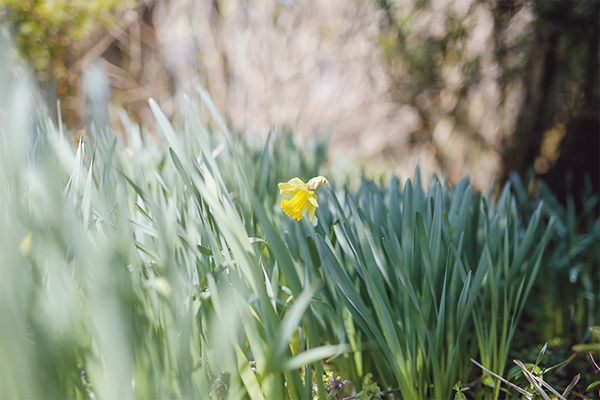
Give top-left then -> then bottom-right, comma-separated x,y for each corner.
281,345 -> 342,371
401,179 -> 414,275
458,245 -> 492,333
509,202 -> 543,281
149,98 -> 189,170
82,155 -> 94,230
234,343 -> 265,400
272,284 -> 318,363
383,237 -> 422,316
434,247 -> 451,347
456,271 -> 471,334
430,183 -> 444,277
416,211 -> 438,308
197,86 -> 233,145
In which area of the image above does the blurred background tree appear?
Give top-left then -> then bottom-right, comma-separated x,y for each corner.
377,0 -> 508,188
0,0 -> 172,134
378,0 -> 598,208
1,0 -> 130,73
497,0 -> 599,211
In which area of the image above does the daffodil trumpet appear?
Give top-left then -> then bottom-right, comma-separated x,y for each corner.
278,176 -> 327,222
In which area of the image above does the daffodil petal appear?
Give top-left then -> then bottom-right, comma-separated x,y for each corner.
301,202 -> 309,215
278,182 -> 297,191
278,184 -> 298,198
287,177 -> 307,190
308,205 -> 316,221
307,195 -> 319,208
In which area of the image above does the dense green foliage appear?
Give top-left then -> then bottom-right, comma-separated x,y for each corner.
1,41 -> 598,399
1,0 -> 134,75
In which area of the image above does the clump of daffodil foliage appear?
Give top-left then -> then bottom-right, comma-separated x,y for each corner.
3,41 -> 586,400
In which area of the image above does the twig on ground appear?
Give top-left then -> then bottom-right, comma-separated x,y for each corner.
471,358 -> 533,399
513,359 -> 551,400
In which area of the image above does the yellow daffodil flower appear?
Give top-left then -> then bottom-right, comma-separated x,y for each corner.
278,176 -> 327,221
